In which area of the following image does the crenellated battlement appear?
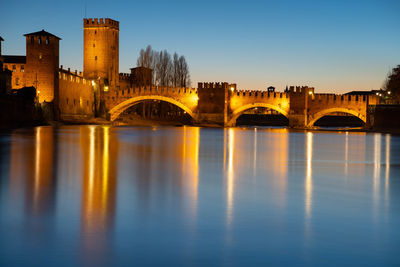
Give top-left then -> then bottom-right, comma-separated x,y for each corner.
198,82 -> 230,89
289,86 -> 315,94
312,93 -> 368,103
234,89 -> 289,99
115,86 -> 197,98
119,73 -> 131,80
83,18 -> 119,30
59,66 -> 90,85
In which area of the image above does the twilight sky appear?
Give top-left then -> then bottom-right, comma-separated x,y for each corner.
1,0 -> 399,93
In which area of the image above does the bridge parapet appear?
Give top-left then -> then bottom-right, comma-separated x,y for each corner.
234,89 -> 289,99
304,93 -> 379,127
105,85 -> 198,121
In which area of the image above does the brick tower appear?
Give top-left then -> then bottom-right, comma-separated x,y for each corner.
83,18 -> 119,91
24,30 -> 60,103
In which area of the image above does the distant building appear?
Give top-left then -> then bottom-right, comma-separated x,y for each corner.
0,37 -> 12,95
130,67 -> 153,87
3,55 -> 26,89
344,90 -> 380,96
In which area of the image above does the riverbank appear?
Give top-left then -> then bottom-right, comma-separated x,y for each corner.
2,111 -> 400,135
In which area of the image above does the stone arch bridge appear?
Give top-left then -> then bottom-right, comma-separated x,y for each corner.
103,82 -> 378,127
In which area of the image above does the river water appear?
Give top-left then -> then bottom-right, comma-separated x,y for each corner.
0,126 -> 399,266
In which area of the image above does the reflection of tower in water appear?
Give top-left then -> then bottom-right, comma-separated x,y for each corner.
79,126 -> 119,263
9,127 -> 58,216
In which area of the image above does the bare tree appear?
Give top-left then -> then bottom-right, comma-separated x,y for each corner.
136,46 -> 190,87
155,50 -> 172,87
173,52 -> 179,87
383,65 -> 400,101
136,45 -> 154,69
178,55 -> 190,87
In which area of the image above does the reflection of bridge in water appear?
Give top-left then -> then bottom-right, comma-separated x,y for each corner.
105,82 -> 379,127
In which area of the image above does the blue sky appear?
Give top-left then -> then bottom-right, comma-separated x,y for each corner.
1,0 -> 399,93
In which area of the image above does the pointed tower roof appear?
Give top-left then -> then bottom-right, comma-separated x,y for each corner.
24,30 -> 61,40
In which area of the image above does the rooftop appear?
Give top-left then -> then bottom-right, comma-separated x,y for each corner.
24,30 -> 61,40
3,55 -> 26,64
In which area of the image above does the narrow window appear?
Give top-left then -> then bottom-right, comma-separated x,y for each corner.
12,65 -> 16,72
93,43 -> 95,47
73,99 -> 76,106
66,98 -> 69,104
16,78 -> 20,85
38,38 -> 41,45
95,56 -> 97,61
94,30 -> 97,35
46,38 -> 49,45
39,54 -> 42,60
31,36 -> 34,44
21,65 -> 24,72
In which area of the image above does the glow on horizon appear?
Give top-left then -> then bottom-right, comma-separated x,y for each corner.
1,0 -> 399,93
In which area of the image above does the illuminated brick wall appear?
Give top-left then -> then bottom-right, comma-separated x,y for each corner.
24,32 -> 60,103
83,18 -> 119,92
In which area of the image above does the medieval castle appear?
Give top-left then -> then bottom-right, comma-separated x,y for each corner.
0,18 -> 379,127
0,18 -> 143,121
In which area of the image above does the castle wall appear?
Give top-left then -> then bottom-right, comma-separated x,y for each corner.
58,68 -> 94,120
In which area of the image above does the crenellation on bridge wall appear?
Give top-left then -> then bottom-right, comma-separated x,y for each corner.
106,85 -> 199,121
104,79 -> 378,128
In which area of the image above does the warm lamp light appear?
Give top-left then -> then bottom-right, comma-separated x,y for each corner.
230,87 -> 234,92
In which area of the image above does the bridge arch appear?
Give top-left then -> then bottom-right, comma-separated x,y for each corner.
228,103 -> 289,127
108,95 -> 196,121
307,108 -> 366,127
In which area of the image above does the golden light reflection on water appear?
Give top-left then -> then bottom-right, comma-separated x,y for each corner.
344,132 -> 349,176
385,134 -> 390,205
264,129 -> 289,207
181,126 -> 200,220
305,132 -> 313,222
79,126 -> 118,262
9,127 -> 56,215
226,128 -> 235,227
253,128 -> 257,177
373,133 -> 381,217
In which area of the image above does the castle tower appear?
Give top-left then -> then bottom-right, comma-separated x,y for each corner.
83,18 -> 119,92
0,36 -> 3,57
24,30 -> 60,103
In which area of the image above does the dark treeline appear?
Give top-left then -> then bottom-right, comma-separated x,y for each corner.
383,65 -> 400,102
137,45 -> 191,87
